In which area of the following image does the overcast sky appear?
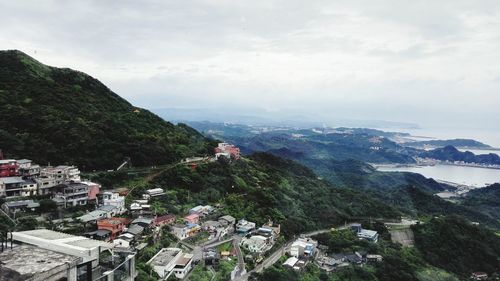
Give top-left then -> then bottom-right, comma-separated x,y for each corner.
1,0 -> 500,130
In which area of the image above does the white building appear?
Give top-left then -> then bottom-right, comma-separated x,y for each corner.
147,248 -> 193,279
357,229 -> 379,243
241,235 -> 269,253
4,229 -> 136,281
289,238 -> 318,258
101,191 -> 126,214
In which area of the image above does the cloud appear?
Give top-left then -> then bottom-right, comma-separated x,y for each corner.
1,0 -> 499,129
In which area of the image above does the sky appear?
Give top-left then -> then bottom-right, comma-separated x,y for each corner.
1,0 -> 500,131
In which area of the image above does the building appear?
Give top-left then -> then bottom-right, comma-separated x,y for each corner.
214,143 -> 241,160
357,229 -> 379,243
241,235 -> 270,253
131,217 -> 154,228
1,199 -> 39,213
17,159 -> 41,179
77,205 -> 120,223
53,182 -> 89,207
471,272 -> 489,280
82,181 -> 100,202
290,238 -> 318,258
147,248 -> 194,279
97,217 -> 129,240
2,229 -> 137,281
218,215 -> 236,227
0,159 -> 19,177
366,254 -> 383,263
0,177 -> 37,197
101,191 -> 126,214
171,223 -> 201,240
0,177 -> 25,197
184,213 -> 200,224
145,188 -> 165,198
189,205 -> 214,216
236,219 -> 256,234
41,165 -> 81,183
283,256 -> 299,269
154,214 -> 176,227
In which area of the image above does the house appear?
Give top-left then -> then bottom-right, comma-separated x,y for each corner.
85,229 -> 111,241
147,248 -> 194,279
131,217 -> 154,228
17,159 -> 40,179
366,254 -> 383,263
53,182 -> 89,207
97,217 -> 129,240
77,205 -> 119,223
241,235 -> 270,253
357,229 -> 379,243
114,233 -> 135,248
0,159 -> 19,177
214,143 -> 241,160
261,220 -> 281,237
101,191 -> 126,214
218,215 -> 236,227
82,181 -> 100,202
40,165 -> 81,183
204,248 -> 220,265
202,220 -> 222,232
184,213 -> 200,224
283,256 -> 299,268
189,205 -> 214,215
345,252 -> 364,265
471,272 -> 488,280
0,176 -> 25,197
289,238 -> 318,258
125,224 -> 145,238
145,188 -> 165,198
171,223 -> 201,240
236,219 -> 256,234
1,199 -> 39,213
154,214 -> 176,227
4,229 -> 136,281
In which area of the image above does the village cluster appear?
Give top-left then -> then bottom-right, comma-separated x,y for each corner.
0,143 -> 395,281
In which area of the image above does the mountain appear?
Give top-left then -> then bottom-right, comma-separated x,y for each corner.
420,145 -> 500,165
0,50 -> 214,170
405,138 -> 492,149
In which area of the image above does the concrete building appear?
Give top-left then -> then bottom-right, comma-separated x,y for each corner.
41,165 -> 81,183
214,143 -> 241,160
236,219 -> 256,234
1,229 -> 137,281
0,159 -> 18,177
241,235 -> 270,253
289,238 -> 318,258
0,177 -> 24,197
53,182 -> 89,207
17,159 -> 41,179
357,229 -> 379,243
101,192 -> 126,214
171,223 -> 201,240
184,213 -> 200,224
147,248 -> 194,279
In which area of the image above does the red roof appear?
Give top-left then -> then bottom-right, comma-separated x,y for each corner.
155,214 -> 176,224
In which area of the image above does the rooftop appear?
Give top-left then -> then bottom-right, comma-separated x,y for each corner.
0,177 -> 24,185
0,244 -> 80,280
148,248 -> 182,266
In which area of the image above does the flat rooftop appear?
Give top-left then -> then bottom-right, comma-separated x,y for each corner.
0,244 -> 80,279
148,248 -> 181,266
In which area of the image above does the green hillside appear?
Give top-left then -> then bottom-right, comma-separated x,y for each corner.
142,153 -> 401,236
0,50 -> 214,170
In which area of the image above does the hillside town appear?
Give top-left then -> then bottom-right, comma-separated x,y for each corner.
0,143 -> 400,281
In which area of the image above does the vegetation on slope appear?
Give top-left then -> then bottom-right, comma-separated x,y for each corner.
412,215 -> 500,277
146,153 -> 401,237
0,50 -> 214,170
